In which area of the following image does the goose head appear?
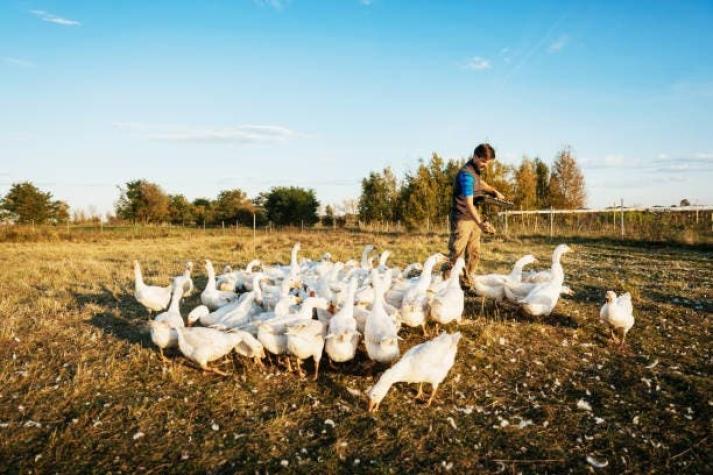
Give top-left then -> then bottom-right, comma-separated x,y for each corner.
185,261 -> 194,272
222,265 -> 233,274
186,305 -> 210,325
519,254 -> 537,266
367,383 -> 389,413
604,290 -> 617,304
321,252 -> 333,262
552,244 -> 572,262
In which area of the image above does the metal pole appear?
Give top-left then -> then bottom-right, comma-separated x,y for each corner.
549,207 -> 553,238
620,198 -> 624,237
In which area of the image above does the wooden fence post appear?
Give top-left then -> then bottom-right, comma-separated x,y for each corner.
549,207 -> 554,238
252,213 -> 256,257
504,211 -> 508,235
620,198 -> 625,237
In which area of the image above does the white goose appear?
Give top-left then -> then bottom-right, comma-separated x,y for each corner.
429,257 -> 466,330
365,272 -> 400,364
400,253 -> 446,333
599,291 -> 635,349
231,330 -> 266,367
134,260 -> 172,317
174,326 -> 244,376
367,332 -> 461,412
256,297 -> 328,366
285,319 -> 326,380
173,261 -> 194,297
384,263 -> 424,308
521,244 -> 570,283
518,246 -> 572,317
473,254 -> 537,304
325,278 -> 360,363
201,260 -> 239,310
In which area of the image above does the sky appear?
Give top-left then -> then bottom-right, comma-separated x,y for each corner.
1,0 -> 712,215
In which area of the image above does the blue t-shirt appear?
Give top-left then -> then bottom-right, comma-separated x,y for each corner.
457,170 -> 476,197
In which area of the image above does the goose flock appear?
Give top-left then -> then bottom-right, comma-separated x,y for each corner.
133,242 -> 635,411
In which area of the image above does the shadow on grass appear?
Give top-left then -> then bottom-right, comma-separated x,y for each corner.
87,311 -> 152,349
463,294 -> 580,329
646,290 -> 713,313
516,234 -> 713,252
73,288 -> 154,349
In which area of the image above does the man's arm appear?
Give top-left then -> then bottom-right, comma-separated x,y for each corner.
477,178 -> 506,200
465,196 -> 496,234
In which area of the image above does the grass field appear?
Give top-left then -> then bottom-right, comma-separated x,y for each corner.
0,230 -> 711,473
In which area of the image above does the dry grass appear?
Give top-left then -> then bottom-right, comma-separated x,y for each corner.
0,230 -> 711,473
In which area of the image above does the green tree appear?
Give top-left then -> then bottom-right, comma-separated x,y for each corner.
192,198 -> 214,226
115,180 -> 170,223
399,160 -> 440,229
0,182 -> 62,224
321,204 -> 335,227
548,148 -> 586,209
264,186 -> 320,226
213,189 -> 255,226
358,167 -> 399,223
168,194 -> 195,225
52,200 -> 71,224
534,158 -> 550,208
513,158 -> 538,210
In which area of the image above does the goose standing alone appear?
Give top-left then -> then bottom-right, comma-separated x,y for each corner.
367,332 -> 461,412
599,291 -> 635,349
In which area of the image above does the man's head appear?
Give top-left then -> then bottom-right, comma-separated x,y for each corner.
472,143 -> 495,172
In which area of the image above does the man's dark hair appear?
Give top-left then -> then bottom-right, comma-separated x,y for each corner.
474,143 -> 496,161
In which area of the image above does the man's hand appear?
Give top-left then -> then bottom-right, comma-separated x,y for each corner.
479,220 -> 496,235
493,190 -> 506,201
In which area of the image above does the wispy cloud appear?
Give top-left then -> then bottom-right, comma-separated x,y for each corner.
654,152 -> 713,172
2,57 -> 35,68
548,34 -> 569,53
115,123 -> 300,144
252,0 -> 290,10
463,57 -> 492,71
30,10 -> 80,26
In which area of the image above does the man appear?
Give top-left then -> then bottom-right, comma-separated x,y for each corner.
446,143 -> 506,287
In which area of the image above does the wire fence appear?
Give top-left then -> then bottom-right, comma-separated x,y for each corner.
2,203 -> 712,246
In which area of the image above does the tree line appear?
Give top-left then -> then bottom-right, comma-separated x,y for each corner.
0,180 -> 321,227
1,147 -> 585,228
357,148 -> 587,229
114,181 -> 320,227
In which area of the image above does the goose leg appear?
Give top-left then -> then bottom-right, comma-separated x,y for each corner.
479,296 -> 485,316
254,357 -> 265,370
426,384 -> 439,407
312,357 -> 320,381
422,323 -> 428,337
415,383 -> 424,400
158,348 -> 170,364
284,356 -> 293,372
609,328 -> 620,344
296,358 -> 305,378
206,366 -> 229,377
